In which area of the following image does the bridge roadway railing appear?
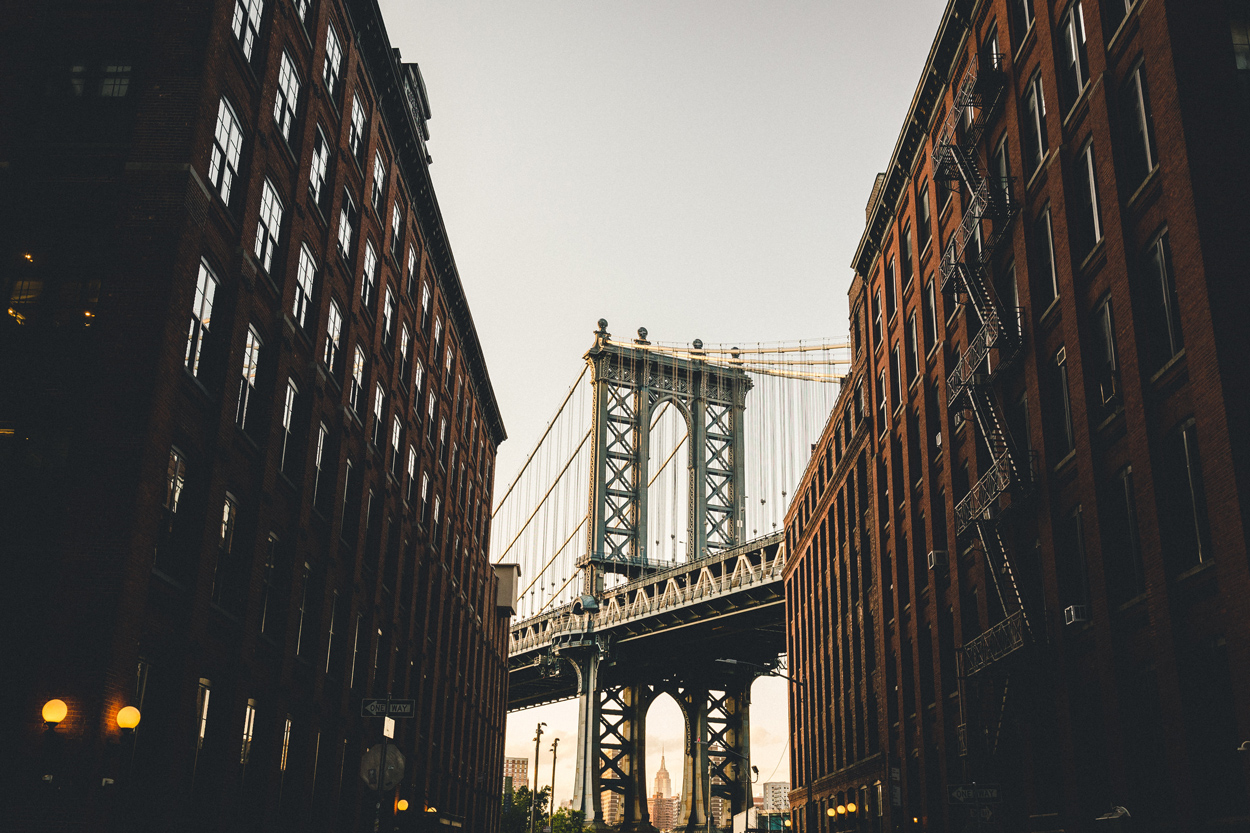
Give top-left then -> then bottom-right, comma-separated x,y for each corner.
508,531 -> 786,657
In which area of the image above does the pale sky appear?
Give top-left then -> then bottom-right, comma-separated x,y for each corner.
378,0 -> 947,810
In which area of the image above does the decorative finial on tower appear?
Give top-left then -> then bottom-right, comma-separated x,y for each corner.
636,326 -> 649,344
597,318 -> 608,334
692,338 -> 703,351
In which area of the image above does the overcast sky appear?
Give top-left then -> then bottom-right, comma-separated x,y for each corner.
378,0 -> 947,811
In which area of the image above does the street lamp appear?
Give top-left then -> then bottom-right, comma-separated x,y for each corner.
715,659 -> 809,831
530,722 -> 546,833
116,706 -> 141,732
42,699 -> 67,728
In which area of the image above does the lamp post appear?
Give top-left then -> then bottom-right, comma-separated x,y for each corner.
549,737 -> 559,832
715,660 -> 809,832
530,721 -> 546,833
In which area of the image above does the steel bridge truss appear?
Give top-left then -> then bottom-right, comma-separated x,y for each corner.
582,322 -> 751,589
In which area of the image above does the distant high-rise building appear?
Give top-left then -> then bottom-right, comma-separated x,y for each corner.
504,756 -> 530,793
649,751 -> 678,831
762,781 -> 791,814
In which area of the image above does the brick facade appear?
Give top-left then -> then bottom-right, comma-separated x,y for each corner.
0,1 -> 511,831
785,1 -> 1250,832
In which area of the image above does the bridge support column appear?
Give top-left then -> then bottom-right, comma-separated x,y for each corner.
677,686 -> 711,832
616,684 -> 658,833
565,639 -> 608,829
720,676 -> 754,818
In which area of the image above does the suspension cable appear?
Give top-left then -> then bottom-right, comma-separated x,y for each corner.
493,427 -> 592,563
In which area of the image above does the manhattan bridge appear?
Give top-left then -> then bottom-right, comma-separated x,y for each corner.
491,320 -> 849,831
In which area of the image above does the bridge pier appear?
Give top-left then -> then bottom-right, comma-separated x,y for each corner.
562,637 -> 608,829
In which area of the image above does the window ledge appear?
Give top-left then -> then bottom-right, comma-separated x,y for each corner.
1106,2 -> 1142,57
1175,558 -> 1216,584
1013,21 -> 1037,66
1052,448 -> 1077,476
1148,349 -> 1187,386
1078,238 -> 1107,278
1025,149 -> 1053,193
1126,165 -> 1162,212
1038,296 -> 1062,329
1061,80 -> 1095,132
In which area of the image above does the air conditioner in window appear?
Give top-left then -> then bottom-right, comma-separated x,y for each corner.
927,550 -> 948,571
1064,604 -> 1089,626
1099,371 -> 1120,407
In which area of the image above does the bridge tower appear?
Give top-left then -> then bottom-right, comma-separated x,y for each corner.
565,321 -> 756,832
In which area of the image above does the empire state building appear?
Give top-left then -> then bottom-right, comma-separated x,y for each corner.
650,751 -> 677,831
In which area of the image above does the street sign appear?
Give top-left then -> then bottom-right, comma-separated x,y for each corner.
359,743 -> 406,791
947,784 -> 1001,805
361,698 -> 416,718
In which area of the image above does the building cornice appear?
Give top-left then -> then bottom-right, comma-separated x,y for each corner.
347,0 -> 507,447
850,0 -> 978,277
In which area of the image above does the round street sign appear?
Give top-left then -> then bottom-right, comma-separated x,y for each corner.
360,744 -> 406,791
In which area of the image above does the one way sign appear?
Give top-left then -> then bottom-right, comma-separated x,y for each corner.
361,698 -> 416,718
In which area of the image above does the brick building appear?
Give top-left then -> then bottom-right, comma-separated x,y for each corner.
0,1 -> 513,831
503,755 -> 529,793
784,1 -> 1250,832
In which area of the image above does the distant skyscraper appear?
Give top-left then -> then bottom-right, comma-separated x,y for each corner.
650,750 -> 678,831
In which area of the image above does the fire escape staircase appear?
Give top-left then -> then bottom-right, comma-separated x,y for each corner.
933,54 -> 1032,678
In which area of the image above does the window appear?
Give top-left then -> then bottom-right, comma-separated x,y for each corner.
1034,208 -> 1059,308
923,278 -> 937,351
236,326 -> 262,431
350,345 -> 366,414
991,135 -> 1011,206
1161,419 -> 1212,573
211,494 -> 239,609
280,378 -> 299,473
294,0 -> 310,24
1120,63 -> 1158,190
186,260 -> 218,377
420,472 -> 430,524
293,245 -> 316,330
371,151 -> 386,214
1092,296 -> 1118,413
1072,141 -> 1103,260
1049,347 -> 1075,459
100,64 -> 131,97
413,359 -> 425,409
444,344 -> 454,379
280,717 -> 292,774
209,98 -> 243,205
1058,506 -> 1091,611
192,679 -> 211,784
240,699 -> 257,769
294,564 -> 310,657
1235,2 -> 1250,101
382,288 -> 395,347
254,179 -> 284,273
877,370 -> 888,430
432,496 -> 442,545
391,203 -> 402,261
313,422 -> 329,506
160,447 -> 187,563
438,417 -> 448,467
324,300 -> 342,372
1139,231 -> 1184,373
399,325 -> 411,381
1058,2 -> 1091,111
349,93 -> 366,164
372,383 -> 385,447
390,415 -> 402,476
872,290 -> 883,347
406,446 -> 417,504
901,226 -> 915,287
890,344 -> 902,409
1010,0 -> 1035,42
1103,0 -> 1134,35
309,127 -> 330,211
906,313 -> 919,381
259,534 -> 281,635
1103,465 -> 1145,605
917,183 -> 932,251
361,241 -> 377,309
433,316 -> 443,354
232,0 -> 263,60
1021,71 -> 1049,176
885,258 -> 897,320
274,52 -> 300,143
425,396 -> 435,443
421,283 -> 431,330
323,24 -> 343,99
406,246 -> 417,299
337,191 -> 357,259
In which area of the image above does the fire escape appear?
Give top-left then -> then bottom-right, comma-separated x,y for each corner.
932,52 -> 1031,681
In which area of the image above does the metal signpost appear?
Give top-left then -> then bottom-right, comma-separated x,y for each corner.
361,698 -> 416,832
947,784 -> 1000,833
